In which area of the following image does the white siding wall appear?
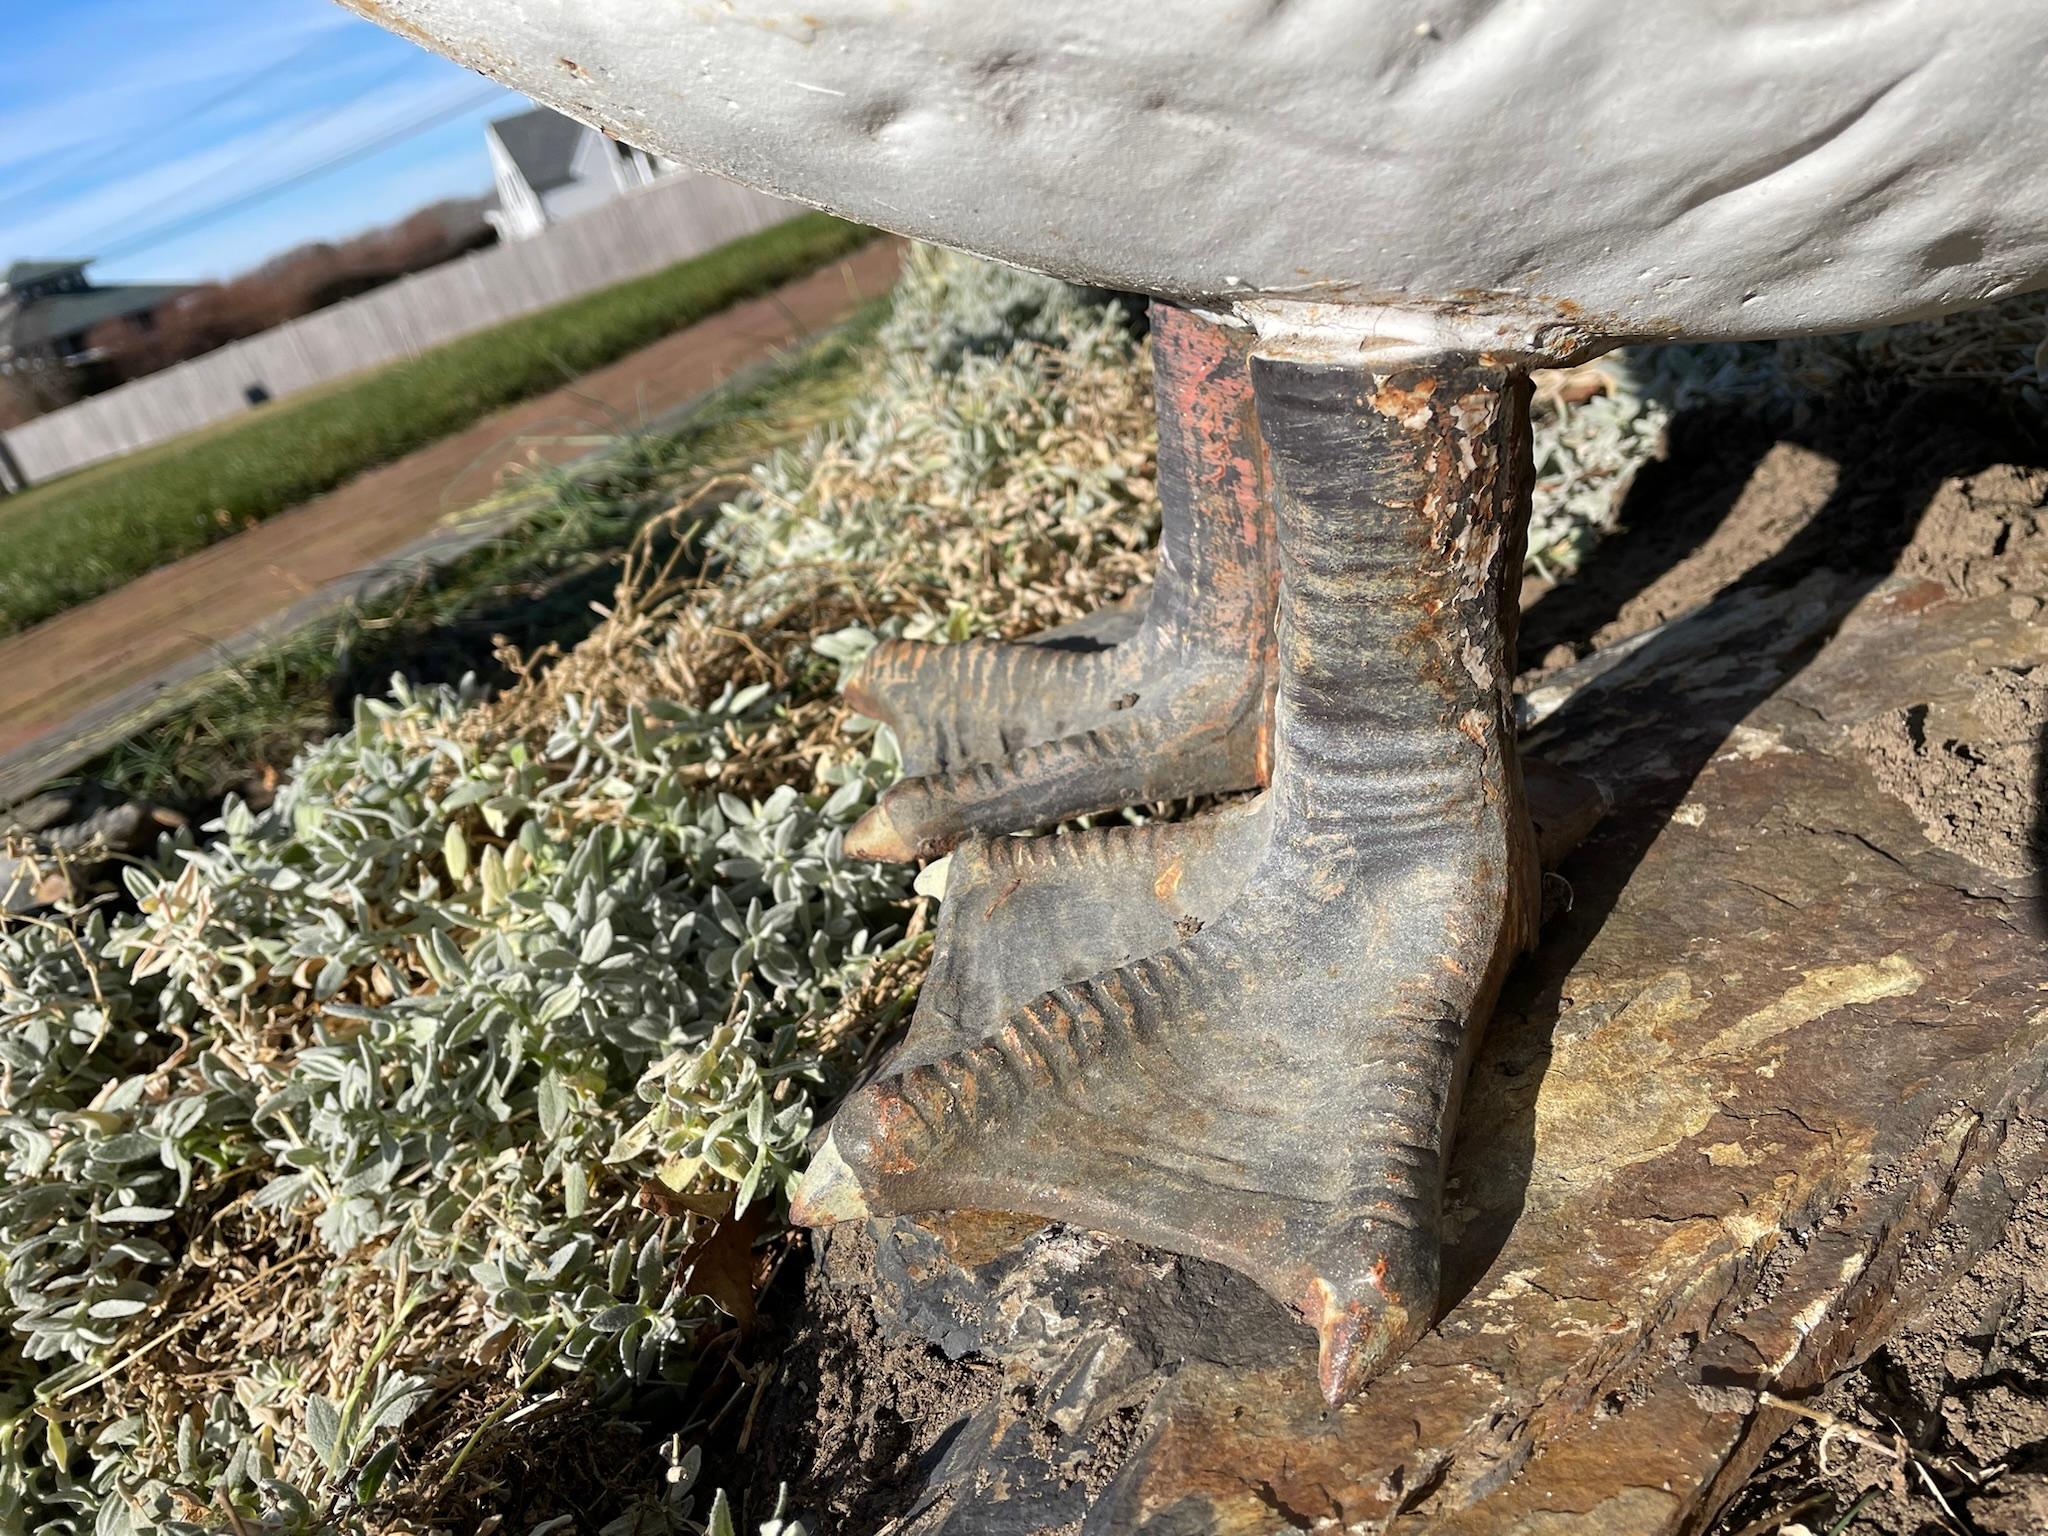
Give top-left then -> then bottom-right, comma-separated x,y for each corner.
486,132 -> 548,243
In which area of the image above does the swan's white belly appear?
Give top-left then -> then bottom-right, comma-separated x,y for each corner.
346,0 -> 2048,354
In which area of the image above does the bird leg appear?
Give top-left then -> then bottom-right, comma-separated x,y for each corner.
888,802 -> 1273,1075
843,303 -> 1276,861
796,343 -> 1542,1405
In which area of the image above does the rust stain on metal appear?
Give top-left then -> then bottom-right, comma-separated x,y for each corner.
979,875 -> 1023,920
1153,858 -> 1185,901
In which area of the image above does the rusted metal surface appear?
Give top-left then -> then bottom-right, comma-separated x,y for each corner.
843,303 -> 1275,860
793,559 -> 2048,1534
800,352 -> 1542,1407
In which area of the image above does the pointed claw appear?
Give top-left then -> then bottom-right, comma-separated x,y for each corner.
842,704 -> 1256,865
1306,1272 -> 1422,1406
789,1134 -> 871,1227
843,796 -> 925,864
1523,758 -> 1610,869
841,638 -> 927,726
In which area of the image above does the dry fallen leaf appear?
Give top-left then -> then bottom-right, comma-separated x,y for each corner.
675,1198 -> 771,1332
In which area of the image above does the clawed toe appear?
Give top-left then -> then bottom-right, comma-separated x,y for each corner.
845,634 -> 1130,779
838,303 -> 1275,857
790,911 -> 1468,1406
844,689 -> 1261,861
892,802 -> 1267,1071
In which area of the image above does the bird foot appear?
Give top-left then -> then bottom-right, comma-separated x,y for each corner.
844,304 -> 1275,860
807,344 -> 1551,1405
801,783 -> 1595,1407
795,795 -> 1531,1405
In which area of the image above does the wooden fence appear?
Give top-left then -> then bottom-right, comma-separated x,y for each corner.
0,174 -> 794,488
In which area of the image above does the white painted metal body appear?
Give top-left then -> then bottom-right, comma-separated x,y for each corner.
344,0 -> 2048,359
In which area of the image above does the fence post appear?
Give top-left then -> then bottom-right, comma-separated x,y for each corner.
0,432 -> 26,495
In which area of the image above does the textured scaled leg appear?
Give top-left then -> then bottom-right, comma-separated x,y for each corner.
895,750 -> 1597,1076
893,802 -> 1270,1072
797,346 -> 1542,1405
843,303 -> 1276,861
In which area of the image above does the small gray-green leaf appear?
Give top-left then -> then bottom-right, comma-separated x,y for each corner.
98,1205 -> 176,1223
306,1394 -> 343,1471
537,1073 -> 569,1139
443,822 -> 471,884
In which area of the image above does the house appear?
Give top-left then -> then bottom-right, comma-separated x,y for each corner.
484,106 -> 678,241
0,259 -> 191,376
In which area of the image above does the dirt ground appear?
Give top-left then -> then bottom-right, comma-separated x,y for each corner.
1711,1149 -> 2048,1536
0,239 -> 902,764
695,377 -> 2048,1535
736,1229 -> 1005,1533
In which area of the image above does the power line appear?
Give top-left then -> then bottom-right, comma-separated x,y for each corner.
61,61 -> 418,257
3,32 -> 345,210
88,84 -> 505,269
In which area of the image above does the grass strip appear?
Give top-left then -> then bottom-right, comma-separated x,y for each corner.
0,212 -> 872,638
80,294 -> 890,805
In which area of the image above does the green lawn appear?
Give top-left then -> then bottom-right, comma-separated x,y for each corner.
85,295 -> 891,805
0,212 -> 873,638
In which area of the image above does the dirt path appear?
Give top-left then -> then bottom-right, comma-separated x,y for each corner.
0,240 -> 902,764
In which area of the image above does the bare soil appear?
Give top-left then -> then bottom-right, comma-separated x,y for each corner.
0,241 -> 902,763
734,1228 -> 1002,1532
1853,666 -> 2046,880
1711,1149 -> 2048,1536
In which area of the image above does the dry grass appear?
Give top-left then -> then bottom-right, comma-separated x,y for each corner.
5,250 -> 1157,1536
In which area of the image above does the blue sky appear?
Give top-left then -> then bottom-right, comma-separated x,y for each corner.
1,0 -> 530,284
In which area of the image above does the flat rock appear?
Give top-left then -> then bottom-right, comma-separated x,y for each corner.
798,556 -> 2048,1534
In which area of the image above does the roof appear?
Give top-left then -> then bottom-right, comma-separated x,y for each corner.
4,259 -> 90,289
6,283 -> 191,350
489,107 -> 587,194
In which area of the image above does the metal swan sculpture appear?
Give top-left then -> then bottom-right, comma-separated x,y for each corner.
342,0 -> 2048,1404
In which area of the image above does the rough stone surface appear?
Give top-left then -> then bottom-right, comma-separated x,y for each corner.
762,550 -> 2047,1534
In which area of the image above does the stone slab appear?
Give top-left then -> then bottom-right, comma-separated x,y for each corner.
819,559 -> 2048,1534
